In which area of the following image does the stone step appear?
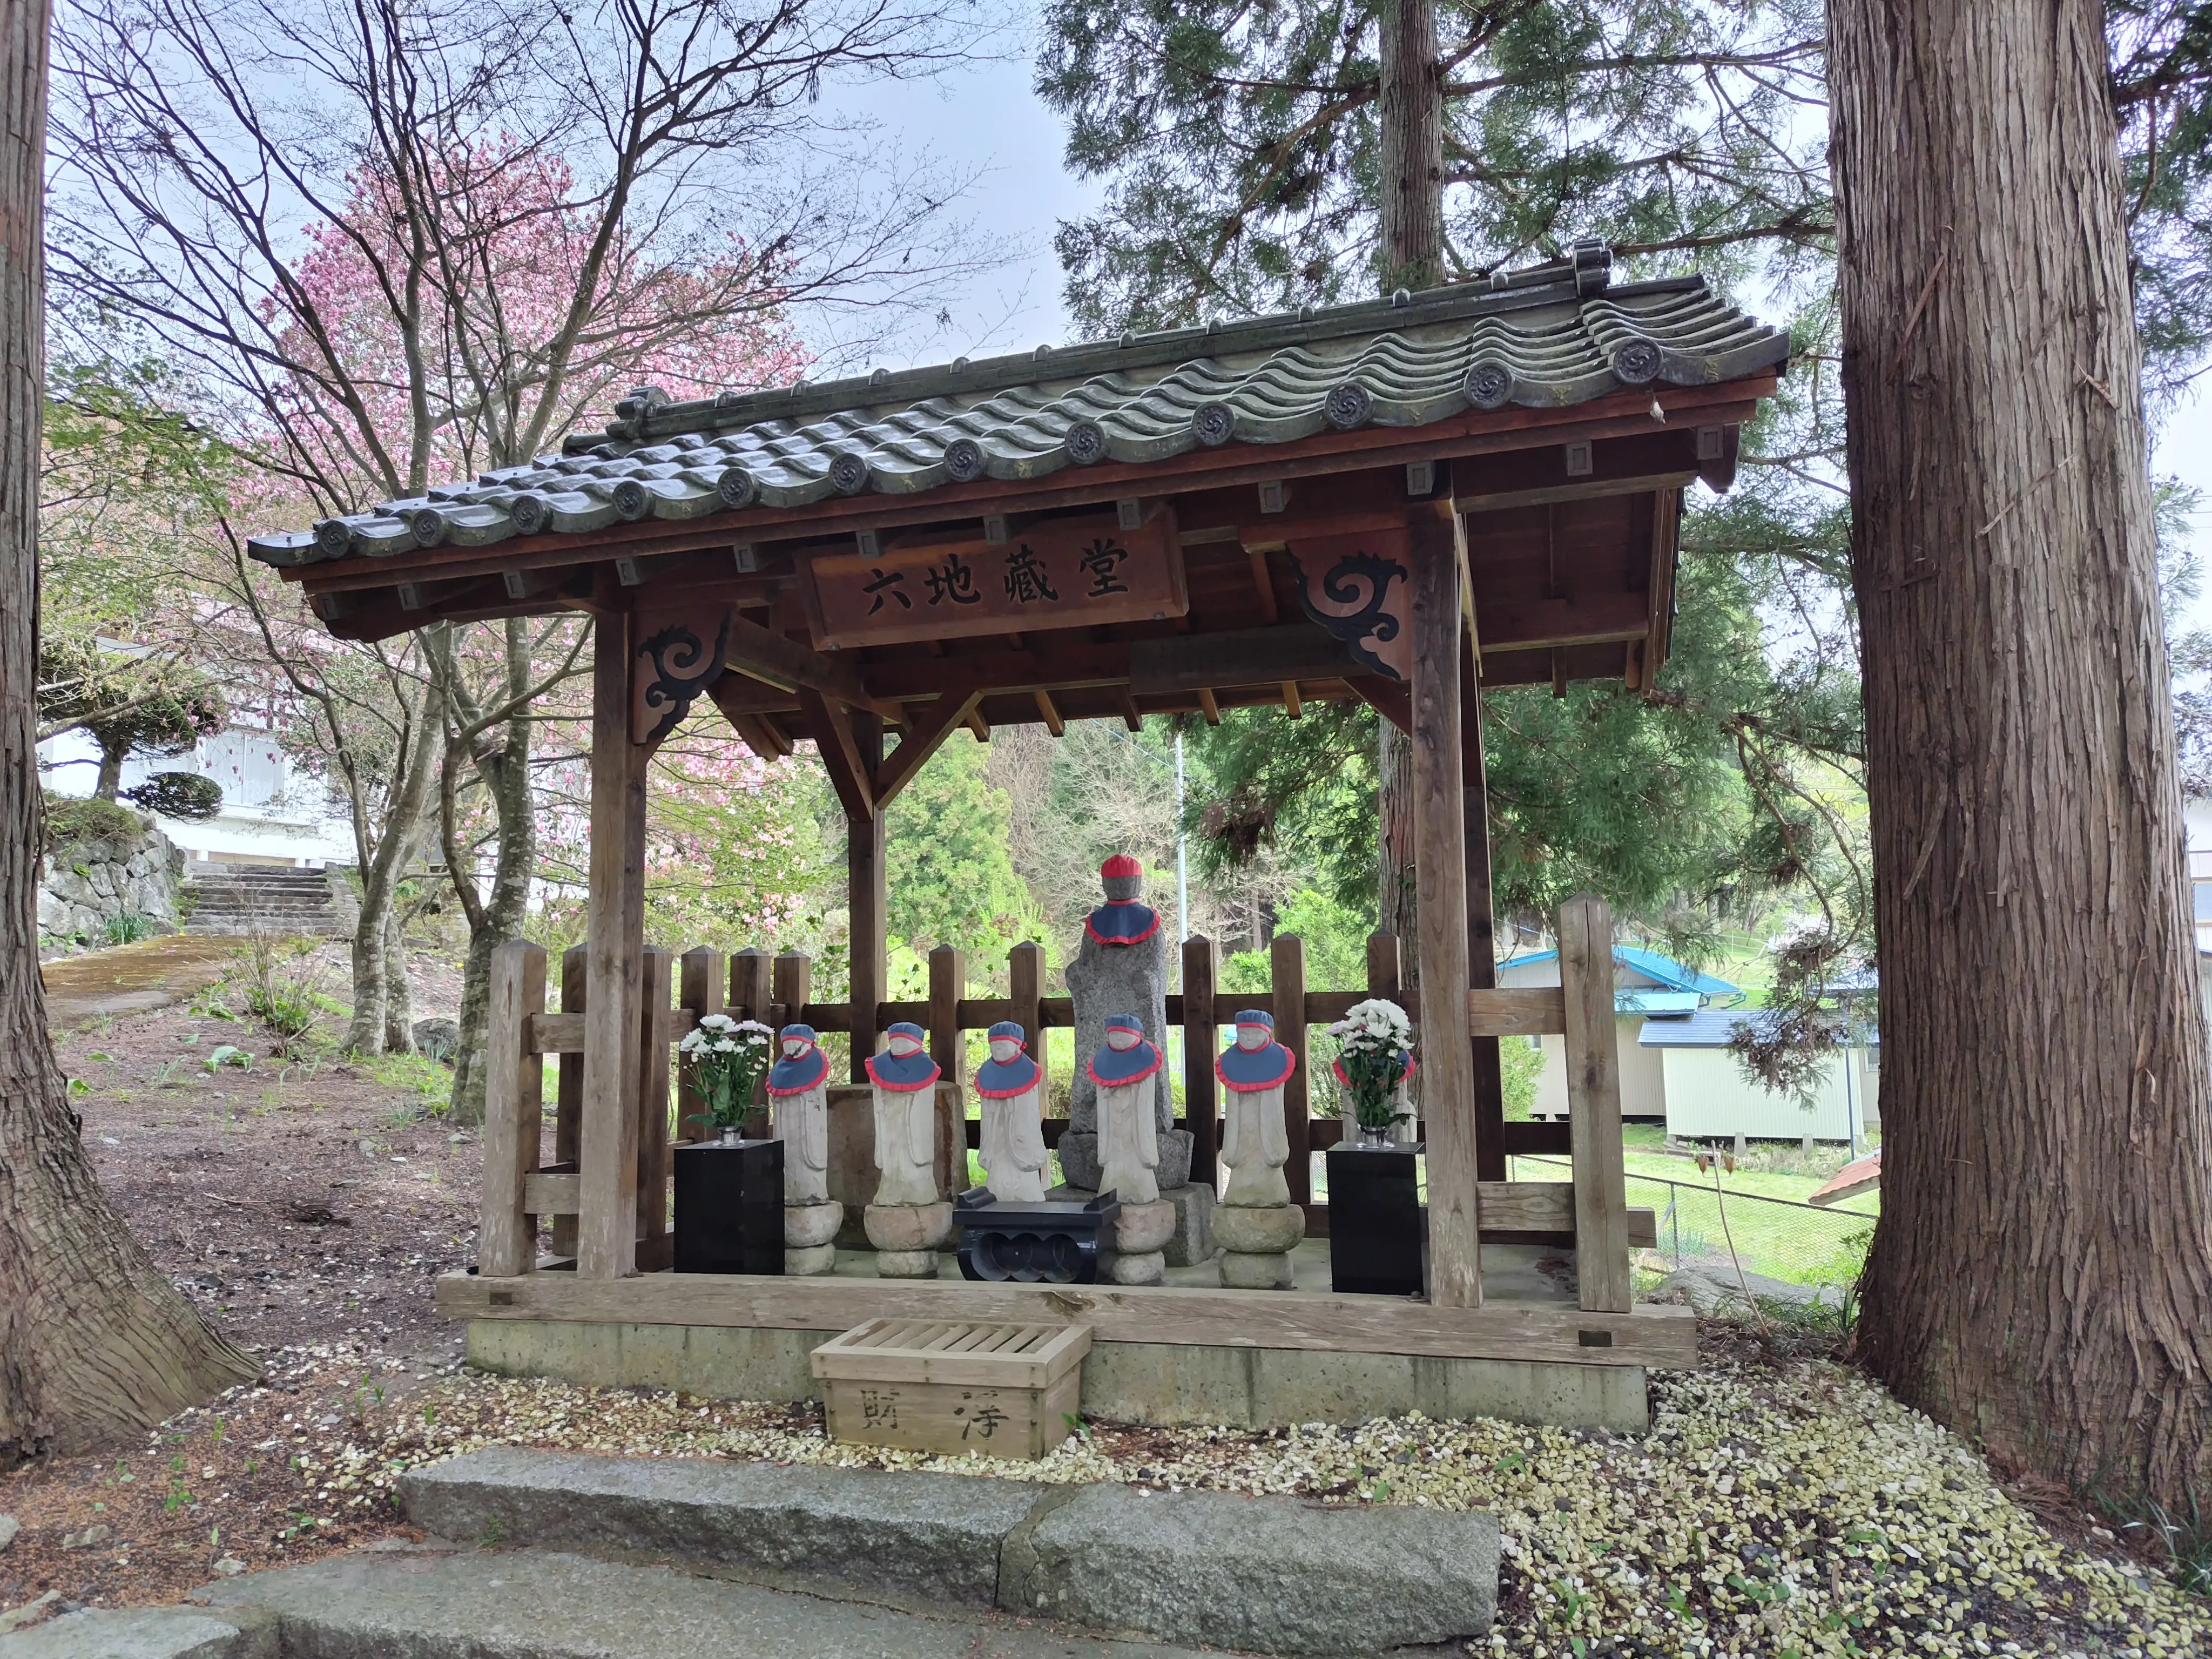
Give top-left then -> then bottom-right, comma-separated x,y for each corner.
395,1447 -> 1498,1655
1,1547 -> 1208,1659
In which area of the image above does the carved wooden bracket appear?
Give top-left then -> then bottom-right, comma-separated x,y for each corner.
1286,528 -> 1413,681
631,605 -> 731,744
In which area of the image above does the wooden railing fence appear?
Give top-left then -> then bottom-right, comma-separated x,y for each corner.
481,908 -> 1640,1313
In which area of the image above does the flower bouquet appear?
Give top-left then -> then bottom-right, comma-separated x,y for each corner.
678,1013 -> 775,1141
1327,998 -> 1416,1147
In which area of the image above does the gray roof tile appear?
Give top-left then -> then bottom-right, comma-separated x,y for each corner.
253,246 -> 1788,568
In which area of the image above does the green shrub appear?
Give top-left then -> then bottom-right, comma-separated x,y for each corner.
42,793 -> 143,848
121,772 -> 224,821
105,912 -> 158,945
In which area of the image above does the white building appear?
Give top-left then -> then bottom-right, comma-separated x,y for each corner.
40,713 -> 353,868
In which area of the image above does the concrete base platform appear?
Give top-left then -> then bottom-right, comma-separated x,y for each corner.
465,1316 -> 1648,1433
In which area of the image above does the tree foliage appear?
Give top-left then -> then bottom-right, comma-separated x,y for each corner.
887,732 -> 1040,959
120,771 -> 224,821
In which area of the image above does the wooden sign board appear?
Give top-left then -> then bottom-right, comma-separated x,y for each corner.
1286,527 -> 1413,682
812,1317 -> 1090,1460
802,505 -> 1185,649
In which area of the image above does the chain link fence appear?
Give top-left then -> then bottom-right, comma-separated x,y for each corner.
1514,1156 -> 1876,1293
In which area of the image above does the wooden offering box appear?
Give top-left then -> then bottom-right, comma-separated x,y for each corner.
811,1319 -> 1091,1460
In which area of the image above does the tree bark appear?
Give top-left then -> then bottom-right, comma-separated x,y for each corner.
1374,0 -> 1445,965
1831,0 -> 2212,1511
447,618 -> 538,1125
0,0 -> 255,1458
1375,0 -> 1445,294
92,736 -> 124,800
345,694 -> 440,1055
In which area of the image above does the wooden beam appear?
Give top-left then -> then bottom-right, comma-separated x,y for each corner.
1561,894 -> 1632,1314
636,947 -> 674,1257
1280,682 -> 1303,718
1183,935 -> 1218,1188
579,602 -> 648,1278
707,676 -> 794,759
1245,546 -> 1280,622
677,947 -> 725,1145
1195,689 -> 1220,725
547,946 -> 588,1259
1272,934 -> 1310,1206
723,612 -> 902,721
1347,672 -> 1412,736
1409,502 -> 1481,1309
1033,689 -> 1065,736
963,710 -> 989,742
478,940 -> 547,1278
1010,940 -> 1045,1086
437,1270 -> 1700,1369
929,946 -> 967,1098
1119,691 -> 1143,732
870,679 -> 983,811
847,714 -> 886,1082
1464,663 -> 1507,1184
1474,591 -> 1650,653
1129,624 -> 1354,694
771,951 -> 812,1031
800,690 -> 877,820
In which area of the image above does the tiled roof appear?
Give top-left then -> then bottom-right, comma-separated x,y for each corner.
248,243 -> 1790,568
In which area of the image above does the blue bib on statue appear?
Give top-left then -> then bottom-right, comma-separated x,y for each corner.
1084,901 -> 1160,946
767,1043 -> 829,1096
1087,1038 -> 1163,1087
1218,1041 -> 1296,1091
975,1053 -> 1041,1098
866,1046 -> 941,1092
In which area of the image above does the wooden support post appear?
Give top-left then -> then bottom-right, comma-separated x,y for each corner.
1182,935 -> 1218,1185
636,945 -> 673,1264
676,947 -> 724,1147
847,714 -> 886,1082
579,602 -> 649,1279
928,945 -> 967,1098
552,944 -> 587,1259
1560,894 -> 1631,1313
1270,933 -> 1310,1208
478,939 -> 546,1277
1009,941 -> 1044,1100
730,947 -> 774,1137
1409,500 -> 1482,1307
772,951 -> 811,1030
1465,680 -> 1507,1182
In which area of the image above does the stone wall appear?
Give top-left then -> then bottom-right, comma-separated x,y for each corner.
39,814 -> 185,941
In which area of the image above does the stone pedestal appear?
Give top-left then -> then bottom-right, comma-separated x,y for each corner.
672,1139 -> 784,1276
1159,1179 -> 1216,1267
1215,1201 -> 1304,1292
866,1201 -> 953,1278
784,1198 -> 842,1277
1109,1197 -> 1176,1286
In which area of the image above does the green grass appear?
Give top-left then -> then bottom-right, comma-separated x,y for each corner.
361,1050 -> 454,1118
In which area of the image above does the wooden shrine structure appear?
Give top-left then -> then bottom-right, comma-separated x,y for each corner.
251,241 -> 1787,1398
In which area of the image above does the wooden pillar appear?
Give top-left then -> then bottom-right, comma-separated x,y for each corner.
772,951 -> 811,1030
1182,935 -> 1218,1186
552,943 -> 587,1259
730,947 -> 774,1136
1009,940 -> 1044,1084
676,947 -> 724,1146
1271,933 -> 1310,1207
1464,678 -> 1507,1182
635,945 -> 673,1265
1408,501 -> 1482,1307
847,714 -> 886,1083
578,603 -> 648,1279
928,945 -> 966,1093
1561,894 -> 1631,1312
477,939 -> 546,1277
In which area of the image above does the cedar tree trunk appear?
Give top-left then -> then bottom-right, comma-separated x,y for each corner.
0,0 -> 255,1457
1374,0 -> 1444,962
1830,0 -> 2212,1511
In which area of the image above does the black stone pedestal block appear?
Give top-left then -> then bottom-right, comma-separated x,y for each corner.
952,1187 -> 1122,1283
674,1138 -> 785,1275
1326,1143 -> 1427,1296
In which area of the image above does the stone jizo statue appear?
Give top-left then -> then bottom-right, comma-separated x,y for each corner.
768,1022 -> 840,1275
1090,1015 -> 1164,1205
1213,1008 -> 1304,1290
1063,854 -> 1185,1191
974,1020 -> 1048,1203
864,1021 -> 952,1277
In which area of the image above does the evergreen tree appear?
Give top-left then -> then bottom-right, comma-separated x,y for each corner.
886,732 -> 1038,959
